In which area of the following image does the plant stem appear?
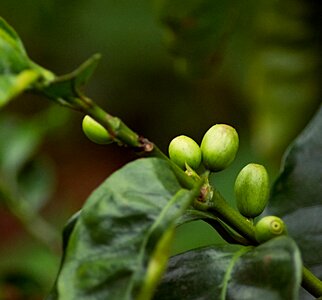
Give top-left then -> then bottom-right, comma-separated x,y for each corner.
149,144 -> 196,190
302,266 -> 322,298
74,96 -> 196,190
73,97 -> 322,298
208,188 -> 257,244
74,96 -> 140,147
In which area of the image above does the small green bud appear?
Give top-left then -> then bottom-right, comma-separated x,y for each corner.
255,216 -> 287,243
82,115 -> 113,145
168,135 -> 202,170
200,124 -> 239,172
235,163 -> 270,218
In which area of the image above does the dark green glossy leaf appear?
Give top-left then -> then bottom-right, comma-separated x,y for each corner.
49,158 -> 200,300
154,236 -> 302,300
0,17 -> 54,107
266,105 -> 322,298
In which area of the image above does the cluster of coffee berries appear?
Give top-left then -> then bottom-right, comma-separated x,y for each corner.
168,124 -> 239,173
83,118 -> 287,244
168,123 -> 287,244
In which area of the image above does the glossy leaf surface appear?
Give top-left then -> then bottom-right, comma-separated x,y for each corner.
50,158 -> 199,300
154,236 -> 302,300
267,105 -> 322,298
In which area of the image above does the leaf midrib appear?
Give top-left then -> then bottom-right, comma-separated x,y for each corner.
220,246 -> 252,300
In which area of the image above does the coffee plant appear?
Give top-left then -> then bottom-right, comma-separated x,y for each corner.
0,7 -> 321,300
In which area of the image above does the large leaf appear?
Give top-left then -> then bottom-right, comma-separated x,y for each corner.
266,105 -> 322,298
154,236 -> 302,300
0,17 -> 54,107
48,158 -> 200,300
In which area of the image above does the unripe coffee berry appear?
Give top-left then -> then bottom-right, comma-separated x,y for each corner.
168,135 -> 202,170
234,163 -> 270,218
82,115 -> 113,145
255,216 -> 287,243
200,124 -> 239,172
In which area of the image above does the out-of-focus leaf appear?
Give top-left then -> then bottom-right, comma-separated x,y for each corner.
0,70 -> 39,104
0,17 -> 54,107
48,158 -> 200,300
0,17 -> 100,108
17,157 -> 55,213
0,106 -> 68,177
0,106 -> 68,212
154,236 -> 302,300
155,0 -> 240,76
0,115 -> 42,177
244,0 -> 321,158
266,105 -> 322,299
0,241 -> 60,299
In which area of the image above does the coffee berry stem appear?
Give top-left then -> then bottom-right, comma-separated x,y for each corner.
302,266 -> 322,298
199,188 -> 322,297
73,95 -> 140,147
70,95 -> 321,297
202,187 -> 258,244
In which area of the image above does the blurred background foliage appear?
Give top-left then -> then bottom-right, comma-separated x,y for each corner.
0,0 -> 321,298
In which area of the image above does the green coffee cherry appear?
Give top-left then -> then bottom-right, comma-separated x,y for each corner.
168,135 -> 202,170
82,115 -> 113,145
255,216 -> 287,243
234,163 -> 270,218
200,124 -> 239,172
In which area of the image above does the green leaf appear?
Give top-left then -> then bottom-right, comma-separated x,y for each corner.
0,17 -> 100,107
0,16 -> 26,55
49,158 -> 200,300
0,115 -> 42,177
0,107 -> 68,212
17,157 -> 55,213
0,17 -> 54,107
154,236 -> 302,300
266,105 -> 322,297
39,54 -> 101,108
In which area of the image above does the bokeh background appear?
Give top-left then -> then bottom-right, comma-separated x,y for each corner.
0,0 -> 321,299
